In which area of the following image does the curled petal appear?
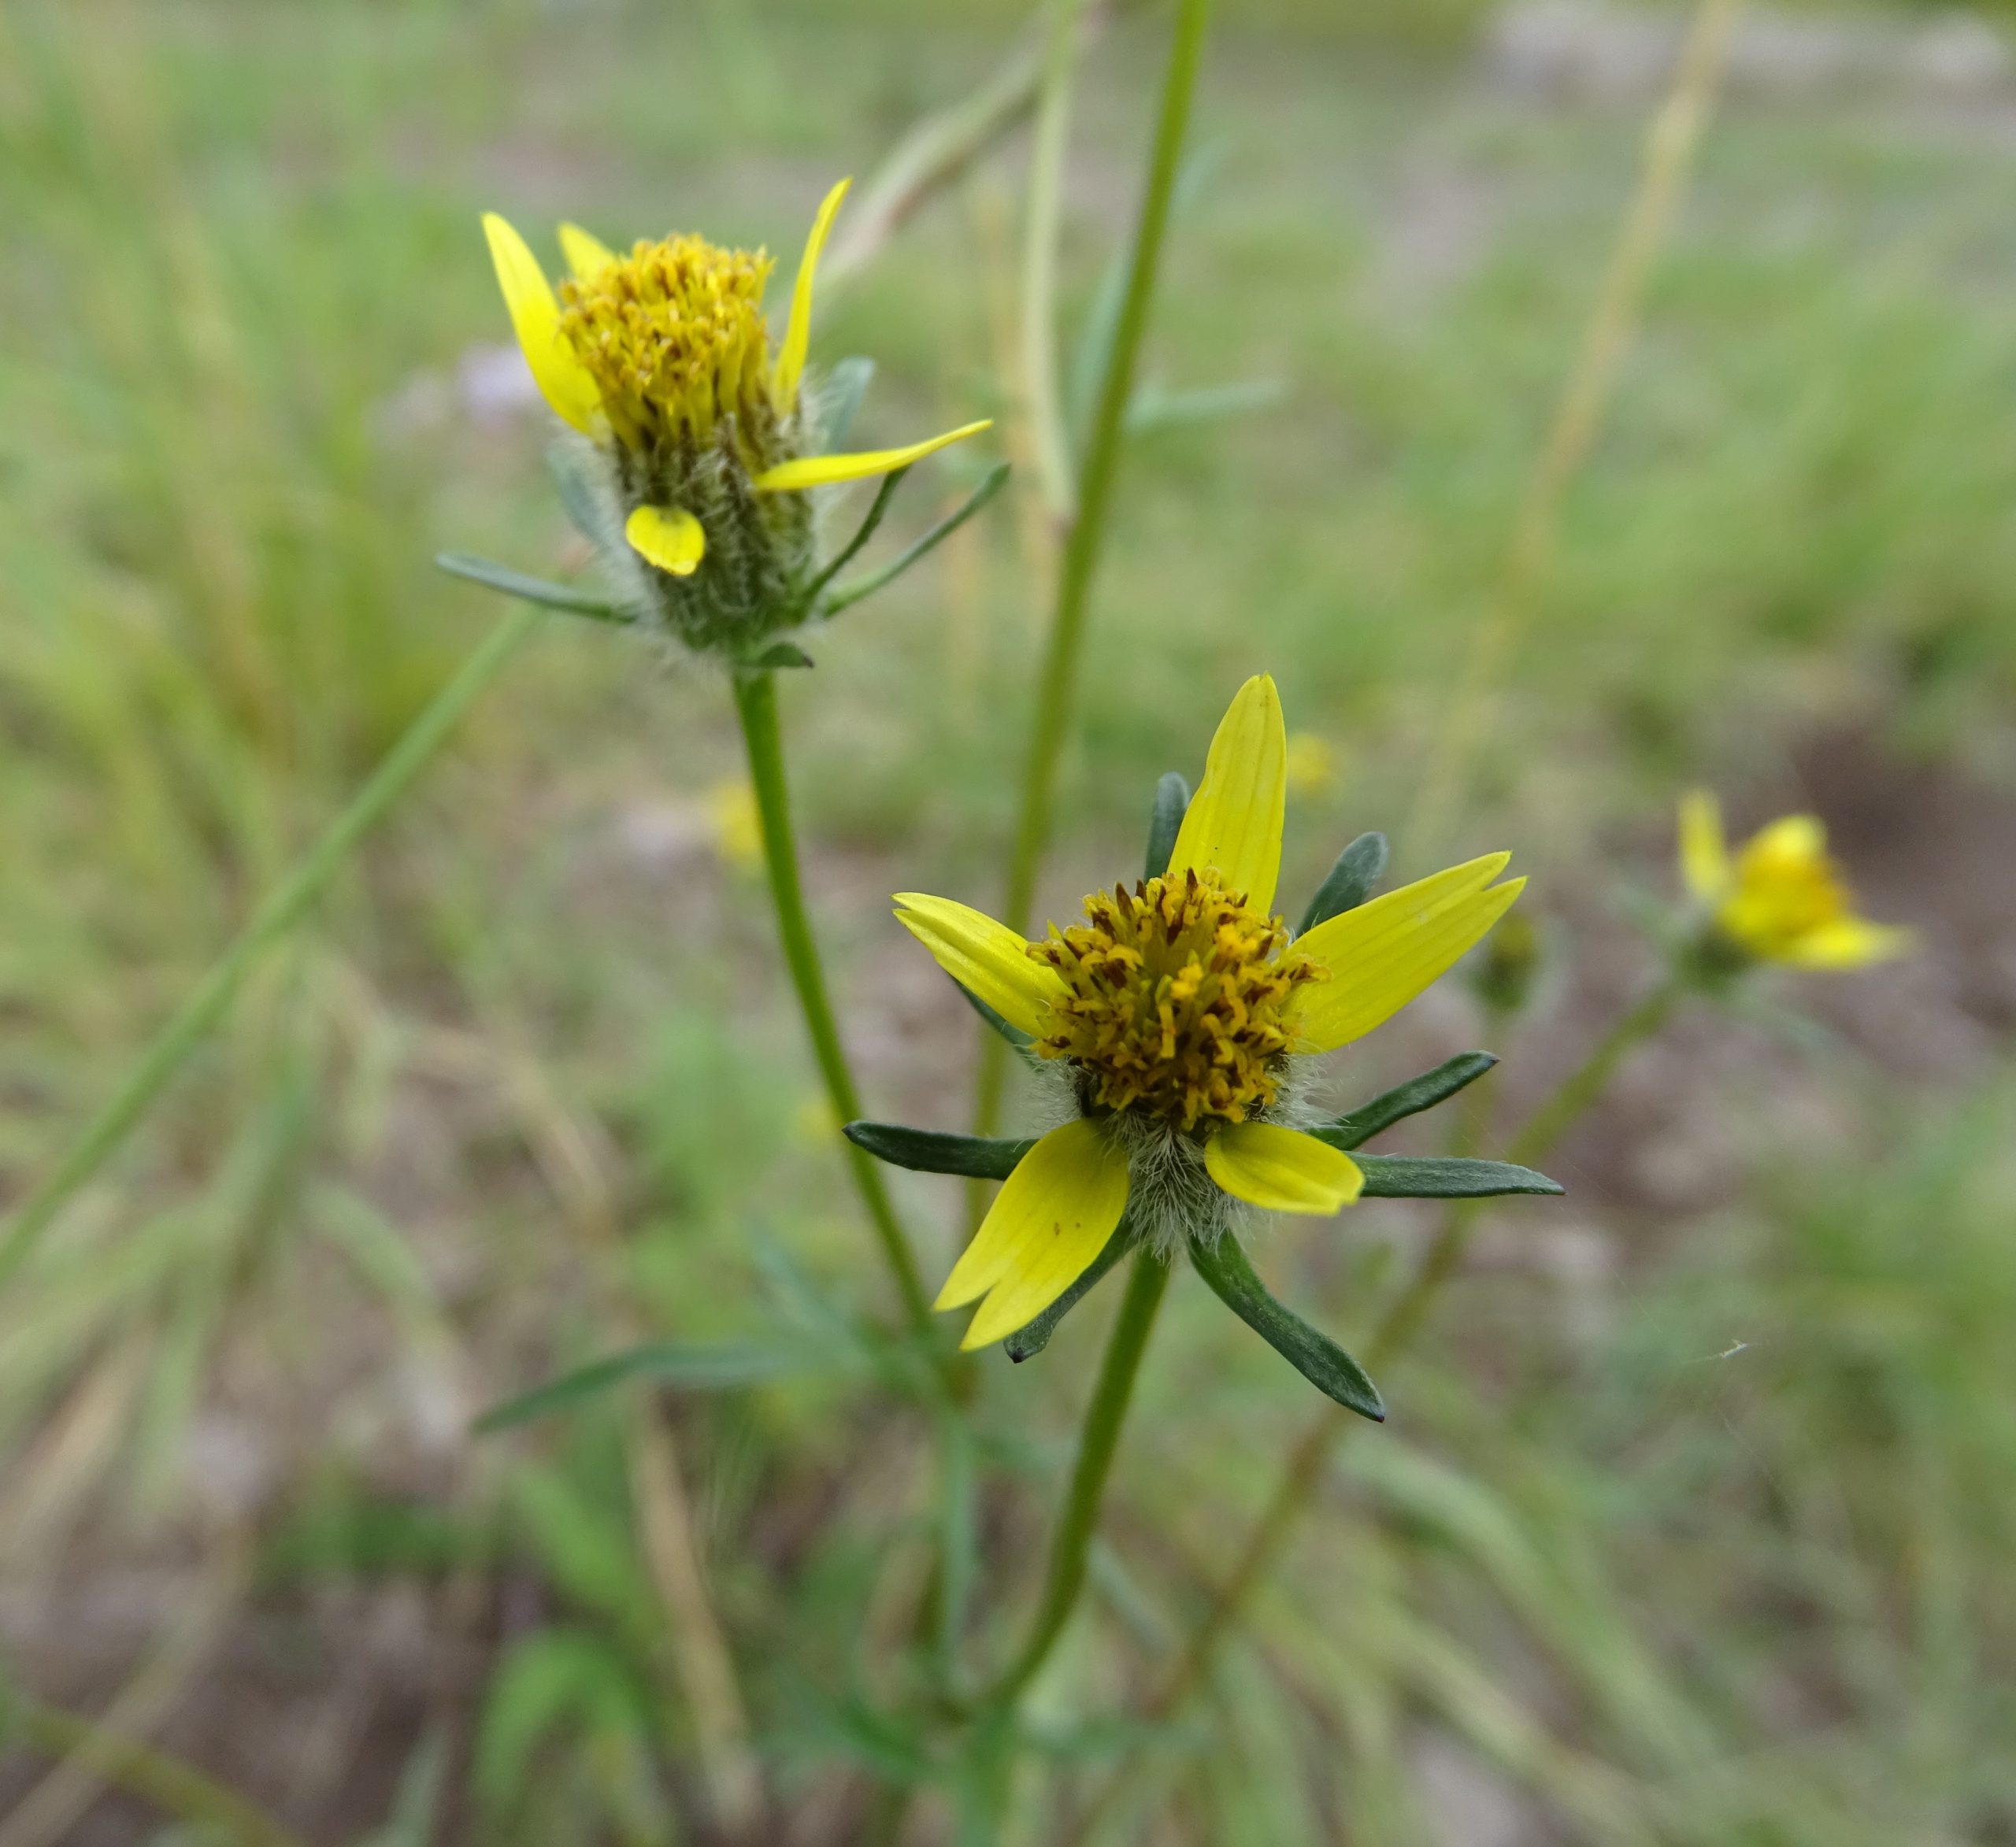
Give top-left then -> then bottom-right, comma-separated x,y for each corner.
775,176 -> 850,408
938,1120 -> 1131,1350
481,213 -> 602,435
624,505 -> 705,576
1291,856 -> 1524,1054
752,420 -> 993,494
1205,1122 -> 1362,1215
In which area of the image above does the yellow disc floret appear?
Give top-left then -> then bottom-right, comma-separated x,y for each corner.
558,236 -> 776,453
1029,868 -> 1325,1132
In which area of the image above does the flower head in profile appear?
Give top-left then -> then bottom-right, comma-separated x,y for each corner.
483,180 -> 989,656
1679,791 -> 1910,972
887,677 -> 1528,1354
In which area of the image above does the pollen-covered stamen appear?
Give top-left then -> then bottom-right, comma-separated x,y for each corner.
1029,868 -> 1326,1132
558,236 -> 776,453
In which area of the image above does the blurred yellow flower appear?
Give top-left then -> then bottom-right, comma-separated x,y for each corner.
895,676 -> 1525,1349
1284,731 -> 1339,798
706,778 -> 764,873
1679,790 -> 1910,969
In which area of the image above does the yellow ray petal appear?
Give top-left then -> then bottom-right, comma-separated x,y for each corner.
1783,918 -> 1914,969
1741,813 -> 1827,871
894,893 -> 1065,1038
1204,1122 -> 1362,1215
624,505 -> 705,576
1678,789 -> 1729,902
558,220 -> 619,282
481,212 -> 602,435
751,420 -> 993,494
1167,676 -> 1287,913
1291,855 -> 1523,1054
774,176 -> 850,408
936,1120 -> 1130,1349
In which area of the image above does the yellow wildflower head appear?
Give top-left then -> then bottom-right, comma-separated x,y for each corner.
480,180 -> 990,659
1678,790 -> 1910,970
891,676 -> 1527,1350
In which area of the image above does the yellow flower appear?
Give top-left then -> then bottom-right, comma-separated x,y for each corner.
1679,790 -> 1910,969
895,677 -> 1525,1350
482,179 -> 989,638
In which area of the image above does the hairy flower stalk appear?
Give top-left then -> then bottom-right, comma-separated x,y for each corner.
484,180 -> 989,658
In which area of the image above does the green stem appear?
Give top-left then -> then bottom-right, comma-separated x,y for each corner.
731,669 -> 935,1336
935,1405 -> 980,1694
1506,976 -> 1681,1168
1000,0 -> 1210,938
986,1249 -> 1169,1708
975,0 -> 1211,1145
1022,0 -> 1088,519
9,1697 -> 308,1847
0,601 -> 543,1290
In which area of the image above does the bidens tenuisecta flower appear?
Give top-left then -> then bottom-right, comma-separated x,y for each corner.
1679,791 -> 1910,972
895,677 -> 1526,1351
483,180 -> 989,656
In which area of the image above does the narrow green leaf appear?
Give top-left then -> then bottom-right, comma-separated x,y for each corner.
952,975 -> 1036,1050
1005,1221 -> 1132,1362
799,465 -> 908,608
746,1220 -> 873,1352
843,1120 -> 1032,1181
1299,831 -> 1388,933
1125,377 -> 1285,435
474,1629 -> 654,1812
1188,1234 -> 1384,1422
1144,772 -> 1190,879
821,462 -> 1010,615
751,641 -> 814,669
1343,1153 -> 1563,1198
474,1341 -> 806,1433
1324,1051 -> 1498,1150
435,552 -> 630,623
820,356 -> 876,452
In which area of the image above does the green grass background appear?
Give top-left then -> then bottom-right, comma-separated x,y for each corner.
1,0 -> 2013,1841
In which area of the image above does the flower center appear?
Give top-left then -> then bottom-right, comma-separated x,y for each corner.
1028,868 -> 1325,1132
558,236 -> 776,453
